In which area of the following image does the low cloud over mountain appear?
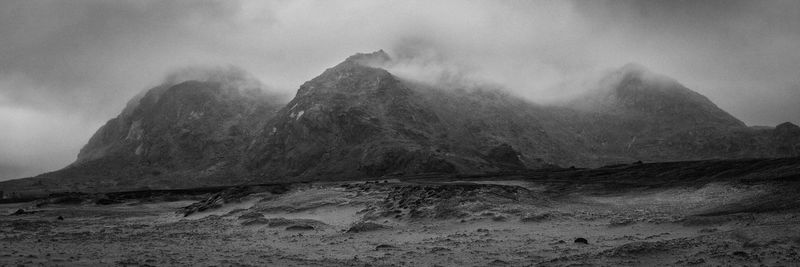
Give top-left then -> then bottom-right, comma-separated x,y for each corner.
1,0 -> 799,180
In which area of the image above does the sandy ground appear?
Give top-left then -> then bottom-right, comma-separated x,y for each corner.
2,180 -> 800,266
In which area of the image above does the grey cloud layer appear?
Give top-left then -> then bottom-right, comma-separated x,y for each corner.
0,0 -> 798,180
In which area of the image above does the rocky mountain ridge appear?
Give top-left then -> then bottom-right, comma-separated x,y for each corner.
2,50 -> 798,193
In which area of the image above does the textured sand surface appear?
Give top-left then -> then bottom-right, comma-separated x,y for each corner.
2,180 -> 799,266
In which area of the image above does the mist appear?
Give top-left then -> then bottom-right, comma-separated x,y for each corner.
1,0 -> 799,180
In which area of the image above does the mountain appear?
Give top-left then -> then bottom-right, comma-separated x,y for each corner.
2,51 -> 798,194
245,51 -> 461,180
245,51 -> 558,182
561,64 -> 799,163
4,68 -> 287,193
573,63 -> 745,128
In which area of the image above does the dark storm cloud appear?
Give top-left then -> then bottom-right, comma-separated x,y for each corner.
1,0 -> 799,180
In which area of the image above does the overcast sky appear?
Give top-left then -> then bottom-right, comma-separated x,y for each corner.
1,0 -> 799,180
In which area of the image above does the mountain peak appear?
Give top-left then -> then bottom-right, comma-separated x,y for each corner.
295,50 -> 397,97
618,62 -> 649,76
574,62 -> 747,128
591,63 -> 666,96
614,63 -> 678,87
776,122 -> 800,132
342,50 -> 392,67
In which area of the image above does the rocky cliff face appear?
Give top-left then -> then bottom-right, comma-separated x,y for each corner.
4,51 -> 798,192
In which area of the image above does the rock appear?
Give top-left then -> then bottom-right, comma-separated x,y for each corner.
285,224 -> 315,231
429,247 -> 451,253
574,238 -> 588,244
179,187 -> 252,216
347,222 -> 388,233
11,209 -> 28,215
34,192 -> 92,207
265,218 -> 295,227
609,217 -> 635,226
521,212 -> 552,222
94,198 -> 122,205
486,144 -> 526,170
224,208 -> 247,216
179,185 -> 289,216
732,251 -> 749,258
10,209 -> 41,216
237,212 -> 264,220
604,241 -> 674,256
687,258 -> 706,265
375,244 -> 398,251
241,218 -> 270,226
488,259 -> 509,266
